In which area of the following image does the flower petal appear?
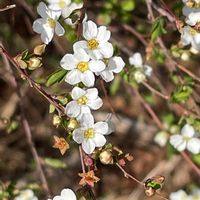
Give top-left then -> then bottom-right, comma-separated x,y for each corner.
60,188 -> 76,200
73,41 -> 87,52
129,52 -> 143,66
81,71 -> 95,87
65,101 -> 80,117
94,122 -> 108,135
60,54 -> 77,70
37,2 -> 49,19
187,138 -> 200,154
83,20 -> 97,40
99,42 -> 114,58
62,2 -> 83,19
74,49 -> 90,62
55,22 -> 65,36
108,56 -> 125,73
71,87 -> 86,100
88,97 -> 103,110
65,69 -> 81,85
100,70 -> 114,82
181,124 -> 195,137
32,18 -> 45,34
82,139 -> 95,154
97,26 -> 111,42
89,60 -> 106,72
73,128 -> 84,144
170,134 -> 186,152
41,25 -> 54,44
93,134 -> 106,147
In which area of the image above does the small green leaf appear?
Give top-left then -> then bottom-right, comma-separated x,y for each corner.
110,76 -> 121,96
146,180 -> 161,190
151,17 -> 167,41
49,104 -> 55,113
46,69 -> 67,87
44,158 -> 67,169
6,121 -> 19,134
171,85 -> 193,103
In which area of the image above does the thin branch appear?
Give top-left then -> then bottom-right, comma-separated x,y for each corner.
0,42 -> 50,196
0,4 -> 16,12
79,145 -> 86,173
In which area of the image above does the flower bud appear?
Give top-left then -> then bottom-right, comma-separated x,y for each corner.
99,150 -> 113,165
28,57 -> 42,70
15,55 -> 27,69
68,118 -> 78,130
34,44 -> 46,55
181,52 -> 190,61
52,114 -> 61,127
134,71 -> 146,83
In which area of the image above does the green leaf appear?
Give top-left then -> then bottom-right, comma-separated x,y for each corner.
151,17 -> 167,41
6,121 -> 19,134
146,180 -> 161,190
49,104 -> 55,113
171,85 -> 193,103
192,154 -> 200,166
44,158 -> 67,169
46,69 -> 67,87
110,76 -> 121,96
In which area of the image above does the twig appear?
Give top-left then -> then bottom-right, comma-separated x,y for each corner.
181,151 -> 200,176
79,145 -> 86,173
0,45 -> 65,116
142,81 -> 170,100
0,42 -> 50,196
76,0 -> 88,39
0,4 -> 16,12
100,79 -> 119,120
145,0 -> 155,22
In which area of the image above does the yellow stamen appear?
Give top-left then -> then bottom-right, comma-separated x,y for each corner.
84,128 -> 95,139
47,18 -> 56,28
87,39 -> 99,50
59,0 -> 66,8
77,96 -> 88,105
77,62 -> 89,72
190,27 -> 197,35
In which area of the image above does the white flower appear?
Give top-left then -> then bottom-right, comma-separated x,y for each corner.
154,131 -> 168,147
185,10 -> 200,26
14,189 -> 38,200
65,86 -> 103,118
129,52 -> 152,83
169,124 -> 200,154
33,2 -> 65,44
192,188 -> 200,199
73,20 -> 113,60
48,188 -> 76,200
60,48 -> 105,87
47,0 -> 83,25
96,56 -> 125,82
73,114 -> 109,154
169,190 -> 190,200
180,26 -> 200,50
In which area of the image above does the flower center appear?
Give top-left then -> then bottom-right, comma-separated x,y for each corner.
59,0 -> 66,8
87,39 -> 99,50
190,27 -> 198,35
84,128 -> 95,139
77,96 -> 88,105
77,62 -> 89,72
47,18 -> 56,28
183,136 -> 191,142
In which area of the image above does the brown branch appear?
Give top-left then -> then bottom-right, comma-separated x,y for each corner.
79,145 -> 86,173
0,42 -> 50,196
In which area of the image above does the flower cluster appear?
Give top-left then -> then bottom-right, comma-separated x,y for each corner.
129,52 -> 152,83
180,0 -> 200,50
170,188 -> 200,200
169,124 -> 200,154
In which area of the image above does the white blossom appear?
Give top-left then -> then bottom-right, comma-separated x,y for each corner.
169,190 -> 190,200
154,131 -> 168,147
47,0 -> 83,25
65,86 -> 103,118
73,20 -> 113,60
180,25 -> 200,50
185,10 -> 200,26
129,52 -> 152,83
169,124 -> 200,154
60,48 -> 105,87
96,56 -> 125,82
73,114 -> 109,154
33,2 -> 65,44
48,188 -> 76,200
14,189 -> 38,200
